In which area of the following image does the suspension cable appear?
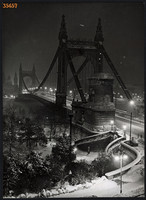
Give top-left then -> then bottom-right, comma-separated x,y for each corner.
100,44 -> 132,100
22,78 -> 31,93
67,57 -> 89,85
35,46 -> 61,92
65,48 -> 86,103
35,74 -> 40,85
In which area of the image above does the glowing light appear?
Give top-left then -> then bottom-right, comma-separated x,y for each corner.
114,154 -> 128,161
73,147 -> 77,153
110,120 -> 114,125
123,154 -> 128,160
114,155 -> 120,161
123,125 -> 127,130
129,100 -> 135,106
50,88 -> 53,92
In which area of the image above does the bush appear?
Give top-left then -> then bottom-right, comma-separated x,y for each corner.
51,135 -> 76,165
91,152 -> 111,177
3,155 -> 22,196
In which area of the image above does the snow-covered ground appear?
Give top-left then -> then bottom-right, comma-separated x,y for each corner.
31,130 -> 144,198
50,167 -> 144,198
15,168 -> 144,198
4,129 -> 144,198
39,139 -> 145,198
4,157 -> 144,198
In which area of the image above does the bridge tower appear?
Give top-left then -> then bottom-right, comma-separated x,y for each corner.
18,64 -> 38,94
72,18 -> 115,132
56,15 -> 68,106
14,72 -> 19,94
83,18 -> 115,131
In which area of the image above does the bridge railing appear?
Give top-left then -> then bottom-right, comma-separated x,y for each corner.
105,136 -> 126,154
75,131 -> 113,146
105,140 -> 142,179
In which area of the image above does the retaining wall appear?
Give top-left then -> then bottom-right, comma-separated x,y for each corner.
105,140 -> 141,179
105,136 -> 126,154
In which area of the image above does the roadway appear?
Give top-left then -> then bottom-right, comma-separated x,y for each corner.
115,114 -> 144,138
34,91 -> 144,138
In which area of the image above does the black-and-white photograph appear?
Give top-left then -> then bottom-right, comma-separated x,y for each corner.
2,1 -> 144,198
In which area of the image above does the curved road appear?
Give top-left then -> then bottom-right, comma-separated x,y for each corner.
115,114 -> 144,138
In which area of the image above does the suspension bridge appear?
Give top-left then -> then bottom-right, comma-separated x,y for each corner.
17,15 -> 136,136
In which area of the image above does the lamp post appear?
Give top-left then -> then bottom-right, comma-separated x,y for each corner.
114,150 -> 128,193
129,112 -> 132,142
69,112 -> 73,184
113,92 -> 117,108
69,90 -> 73,97
110,120 -> 114,131
122,125 -> 127,138
129,100 -> 135,143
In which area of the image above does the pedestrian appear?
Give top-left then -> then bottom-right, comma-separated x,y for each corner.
141,134 -> 143,139
87,146 -> 90,155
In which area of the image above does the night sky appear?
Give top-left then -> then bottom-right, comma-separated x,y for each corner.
2,2 -> 144,88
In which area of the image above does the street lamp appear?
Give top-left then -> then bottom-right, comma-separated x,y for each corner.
122,125 -> 127,138
113,92 -> 117,108
114,150 -> 128,193
110,120 -> 114,131
49,88 -> 53,94
69,90 -> 72,94
129,100 -> 135,143
69,112 -> 73,181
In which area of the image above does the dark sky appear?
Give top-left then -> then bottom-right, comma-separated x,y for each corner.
2,2 -> 144,88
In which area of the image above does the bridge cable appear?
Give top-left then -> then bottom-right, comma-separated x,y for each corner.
35,46 -> 61,92
67,57 -> 89,86
22,78 -> 31,93
35,74 -> 40,85
100,44 -> 132,100
65,48 -> 86,103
